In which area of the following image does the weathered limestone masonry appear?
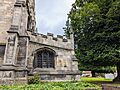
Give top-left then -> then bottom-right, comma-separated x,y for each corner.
0,0 -> 80,84
27,32 -> 80,81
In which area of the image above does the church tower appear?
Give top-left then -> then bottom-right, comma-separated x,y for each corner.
0,0 -> 36,84
0,0 -> 80,84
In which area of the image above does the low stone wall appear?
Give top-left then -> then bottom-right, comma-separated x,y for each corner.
102,84 -> 120,90
0,78 -> 27,85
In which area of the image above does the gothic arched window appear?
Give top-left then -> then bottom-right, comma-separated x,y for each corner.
34,48 -> 55,68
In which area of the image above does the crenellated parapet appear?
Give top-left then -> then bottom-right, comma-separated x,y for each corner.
29,32 -> 74,50
14,0 -> 26,6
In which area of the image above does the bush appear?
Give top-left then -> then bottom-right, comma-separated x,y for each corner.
28,73 -> 40,84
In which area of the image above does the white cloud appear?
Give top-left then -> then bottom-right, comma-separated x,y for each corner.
35,0 -> 75,35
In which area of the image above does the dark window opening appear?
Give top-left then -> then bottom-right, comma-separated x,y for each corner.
27,16 -> 32,31
34,49 -> 55,68
0,45 -> 5,59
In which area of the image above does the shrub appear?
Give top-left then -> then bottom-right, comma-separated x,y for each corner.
28,73 -> 40,84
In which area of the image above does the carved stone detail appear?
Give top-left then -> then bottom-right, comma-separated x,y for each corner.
2,71 -> 13,78
5,35 -> 16,64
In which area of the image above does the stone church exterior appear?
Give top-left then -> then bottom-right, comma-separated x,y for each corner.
0,0 -> 80,84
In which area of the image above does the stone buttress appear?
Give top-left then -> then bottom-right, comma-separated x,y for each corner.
0,0 -> 31,84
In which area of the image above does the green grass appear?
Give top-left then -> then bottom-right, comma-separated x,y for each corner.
81,77 -> 112,82
111,84 -> 120,86
1,77 -> 113,90
81,77 -> 113,85
0,81 -> 101,90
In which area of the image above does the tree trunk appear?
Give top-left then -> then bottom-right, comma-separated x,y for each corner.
91,71 -> 96,77
113,62 -> 120,82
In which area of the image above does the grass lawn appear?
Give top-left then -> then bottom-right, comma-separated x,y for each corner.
0,81 -> 101,90
81,77 -> 112,82
0,77 -> 114,90
81,77 -> 113,85
111,84 -> 120,86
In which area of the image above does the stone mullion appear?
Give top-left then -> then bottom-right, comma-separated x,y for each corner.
52,54 -> 54,68
41,52 -> 43,68
47,52 -> 49,68
35,53 -> 38,68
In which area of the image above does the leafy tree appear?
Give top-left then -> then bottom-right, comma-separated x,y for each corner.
66,0 -> 120,81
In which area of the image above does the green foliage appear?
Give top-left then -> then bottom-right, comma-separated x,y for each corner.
0,82 -> 101,90
66,0 -> 120,72
28,73 -> 40,84
64,20 -> 71,38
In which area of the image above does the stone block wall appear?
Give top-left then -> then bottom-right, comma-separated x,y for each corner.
27,41 -> 75,71
27,32 -> 76,70
0,70 -> 28,85
26,32 -> 80,81
0,0 -> 16,43
0,78 -> 27,85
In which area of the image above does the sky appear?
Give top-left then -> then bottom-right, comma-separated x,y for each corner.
35,0 -> 75,36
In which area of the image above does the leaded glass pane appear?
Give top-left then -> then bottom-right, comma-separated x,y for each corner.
35,49 -> 55,68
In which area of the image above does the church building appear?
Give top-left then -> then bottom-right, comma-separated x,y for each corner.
0,0 -> 80,84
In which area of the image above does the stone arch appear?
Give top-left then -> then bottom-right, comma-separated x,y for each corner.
33,47 -> 56,68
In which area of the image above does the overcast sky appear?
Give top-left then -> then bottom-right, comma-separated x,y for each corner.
35,0 -> 75,36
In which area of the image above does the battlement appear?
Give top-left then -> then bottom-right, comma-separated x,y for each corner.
29,32 -> 74,50
32,32 -> 69,42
